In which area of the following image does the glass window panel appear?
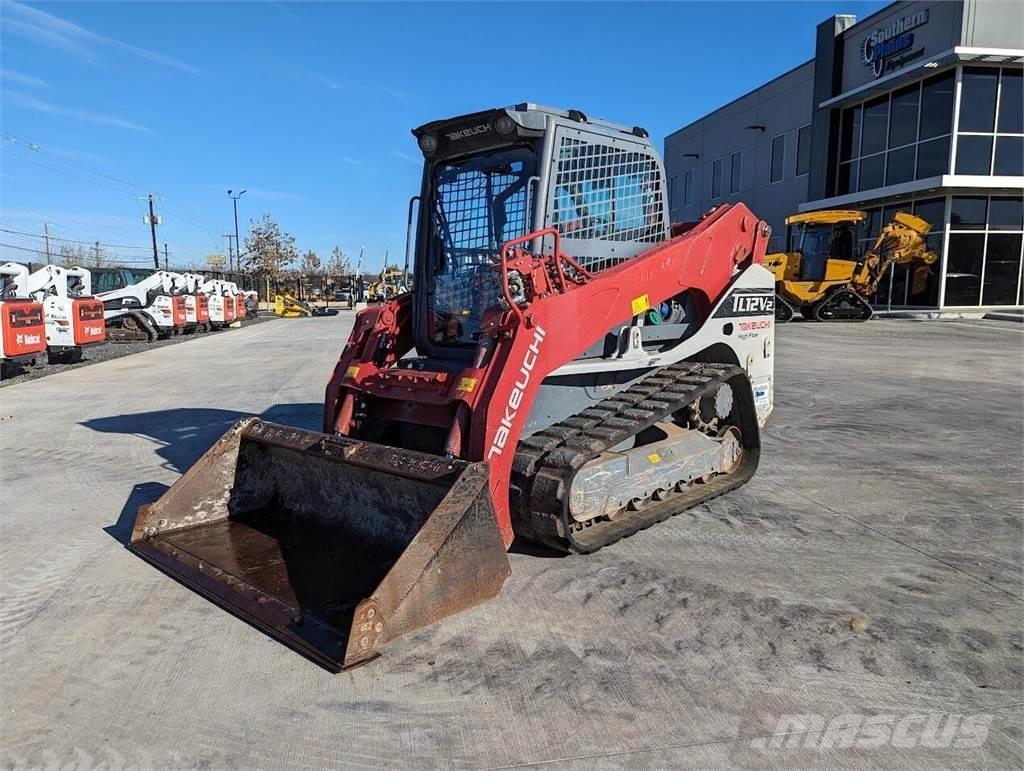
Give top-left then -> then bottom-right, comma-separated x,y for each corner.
669,175 -> 679,207
944,233 -> 985,305
989,197 -> 1024,230
886,146 -> 916,185
858,153 -> 885,191
955,135 -> 993,175
889,83 -> 920,148
997,70 -> 1023,134
683,169 -> 694,206
982,233 -> 1023,305
959,67 -> 998,133
908,231 -> 943,305
861,95 -> 889,156
730,151 -> 742,194
950,196 -> 988,229
994,136 -> 1023,176
864,208 -> 882,240
912,197 -> 946,234
711,158 -> 723,198
916,135 -> 950,179
840,106 -> 862,161
796,125 -> 811,176
770,135 -> 785,183
920,70 -> 955,140
836,161 -> 857,195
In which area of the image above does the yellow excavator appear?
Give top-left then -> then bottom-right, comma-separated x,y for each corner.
764,210 -> 938,322
367,269 -> 407,301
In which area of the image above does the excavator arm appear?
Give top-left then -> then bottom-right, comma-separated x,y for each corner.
853,211 -> 938,297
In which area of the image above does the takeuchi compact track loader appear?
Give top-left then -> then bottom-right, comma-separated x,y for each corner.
764,210 -> 938,321
130,104 -> 777,670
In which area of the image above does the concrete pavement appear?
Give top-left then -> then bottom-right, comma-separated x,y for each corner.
1,314 -> 1021,768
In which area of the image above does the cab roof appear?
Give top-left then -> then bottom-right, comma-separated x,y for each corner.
785,210 -> 866,226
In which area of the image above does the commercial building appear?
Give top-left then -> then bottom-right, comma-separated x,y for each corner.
665,0 -> 1023,310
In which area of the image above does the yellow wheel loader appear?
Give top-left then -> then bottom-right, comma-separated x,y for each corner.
764,210 -> 938,322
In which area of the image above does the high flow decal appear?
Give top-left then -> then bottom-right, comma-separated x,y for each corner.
487,325 -> 546,460
712,287 -> 775,318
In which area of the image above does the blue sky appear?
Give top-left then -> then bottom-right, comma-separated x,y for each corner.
0,0 -> 887,272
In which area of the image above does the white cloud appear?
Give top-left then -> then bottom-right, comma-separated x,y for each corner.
5,91 -> 153,134
0,68 -> 47,88
2,1 -> 203,76
340,157 -> 362,167
393,150 -> 422,165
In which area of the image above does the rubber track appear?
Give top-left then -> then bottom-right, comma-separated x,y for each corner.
812,287 -> 873,323
510,361 -> 760,554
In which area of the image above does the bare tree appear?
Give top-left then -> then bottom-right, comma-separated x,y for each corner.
300,249 -> 322,275
326,246 -> 351,276
242,213 -> 299,278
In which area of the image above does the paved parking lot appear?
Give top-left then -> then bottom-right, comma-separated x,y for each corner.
1,313 -> 1021,768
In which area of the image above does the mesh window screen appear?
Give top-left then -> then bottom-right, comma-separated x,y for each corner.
551,135 -> 665,273
430,151 -> 533,343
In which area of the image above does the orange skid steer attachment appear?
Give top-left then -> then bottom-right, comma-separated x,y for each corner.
130,418 -> 510,670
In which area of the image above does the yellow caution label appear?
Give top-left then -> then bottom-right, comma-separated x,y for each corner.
457,376 -> 477,393
345,365 -> 360,380
647,452 -> 662,464
631,294 -> 650,316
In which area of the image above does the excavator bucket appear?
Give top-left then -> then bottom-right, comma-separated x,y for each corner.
129,418 -> 510,671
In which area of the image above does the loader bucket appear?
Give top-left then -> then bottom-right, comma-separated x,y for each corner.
129,418 -> 510,671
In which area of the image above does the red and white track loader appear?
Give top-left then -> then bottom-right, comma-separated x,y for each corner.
93,268 -> 187,342
198,278 -> 236,329
130,105 -> 776,671
174,273 -> 212,333
0,263 -> 46,377
8,264 -> 106,363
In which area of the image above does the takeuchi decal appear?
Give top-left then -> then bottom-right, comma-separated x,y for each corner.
861,9 -> 929,78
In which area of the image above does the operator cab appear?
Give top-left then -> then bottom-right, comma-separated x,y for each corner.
409,104 -> 670,361
785,211 -> 866,282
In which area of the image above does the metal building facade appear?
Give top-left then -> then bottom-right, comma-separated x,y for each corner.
665,0 -> 1023,310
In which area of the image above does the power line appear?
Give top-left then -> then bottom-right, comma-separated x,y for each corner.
0,227 -> 153,250
2,134 -> 224,238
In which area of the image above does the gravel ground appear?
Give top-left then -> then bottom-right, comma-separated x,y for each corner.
0,313 -> 278,388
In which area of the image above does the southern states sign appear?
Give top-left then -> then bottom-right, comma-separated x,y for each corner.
840,1 -> 958,92
860,9 -> 929,78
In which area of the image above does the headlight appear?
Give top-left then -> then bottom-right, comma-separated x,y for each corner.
494,115 -> 515,135
418,134 -> 438,153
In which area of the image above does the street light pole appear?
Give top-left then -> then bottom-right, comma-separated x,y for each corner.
227,189 -> 246,272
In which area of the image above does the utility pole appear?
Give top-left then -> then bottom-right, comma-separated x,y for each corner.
42,223 -> 52,262
145,194 -> 160,270
164,243 -> 170,270
222,234 -> 236,267
94,241 -> 101,267
227,189 -> 246,272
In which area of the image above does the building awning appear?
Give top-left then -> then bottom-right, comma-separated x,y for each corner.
818,47 -> 1024,110
801,174 -> 1024,212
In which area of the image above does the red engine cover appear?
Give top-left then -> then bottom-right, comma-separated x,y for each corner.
234,295 -> 246,318
1,299 -> 46,357
223,298 -> 236,322
172,296 -> 187,326
73,298 -> 106,344
195,294 -> 210,322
